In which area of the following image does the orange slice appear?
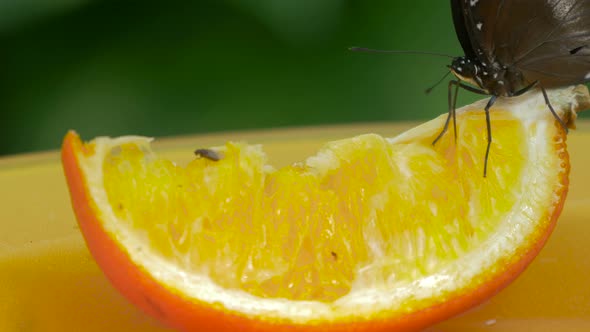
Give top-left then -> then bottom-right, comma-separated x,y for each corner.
62,85 -> 590,331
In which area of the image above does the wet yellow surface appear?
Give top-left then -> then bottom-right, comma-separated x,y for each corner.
1,122 -> 589,331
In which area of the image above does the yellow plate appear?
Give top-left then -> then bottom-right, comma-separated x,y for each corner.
2,123 -> 590,332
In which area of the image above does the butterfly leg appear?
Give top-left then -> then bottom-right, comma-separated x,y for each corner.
483,95 -> 498,178
510,82 -> 568,133
432,80 -> 489,146
432,80 -> 459,146
511,81 -> 537,97
540,86 -> 569,134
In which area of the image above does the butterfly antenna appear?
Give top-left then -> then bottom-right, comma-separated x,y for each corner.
349,47 -> 455,59
425,71 -> 452,94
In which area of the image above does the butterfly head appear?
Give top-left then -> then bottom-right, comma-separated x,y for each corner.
449,56 -> 488,91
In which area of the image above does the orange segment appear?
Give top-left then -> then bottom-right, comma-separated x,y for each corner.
62,85 -> 590,331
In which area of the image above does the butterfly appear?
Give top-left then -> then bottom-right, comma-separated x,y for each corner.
442,0 -> 590,176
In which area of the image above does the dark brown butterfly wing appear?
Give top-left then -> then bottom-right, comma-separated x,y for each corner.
451,0 -> 476,58
456,0 -> 590,87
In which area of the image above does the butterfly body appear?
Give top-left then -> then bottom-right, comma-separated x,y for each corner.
449,55 -> 527,97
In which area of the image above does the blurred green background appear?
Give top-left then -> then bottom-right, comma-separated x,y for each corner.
1,1 -> 587,156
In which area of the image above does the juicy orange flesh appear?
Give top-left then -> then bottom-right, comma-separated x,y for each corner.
102,110 -> 525,302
